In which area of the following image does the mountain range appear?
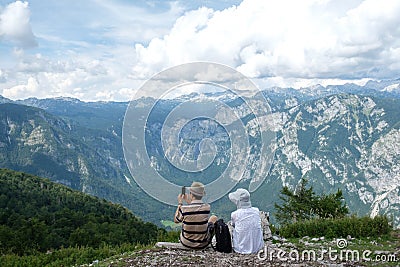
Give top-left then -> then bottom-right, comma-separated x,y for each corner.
0,79 -> 399,227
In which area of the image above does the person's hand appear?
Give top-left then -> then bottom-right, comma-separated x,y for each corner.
183,193 -> 191,204
177,194 -> 185,205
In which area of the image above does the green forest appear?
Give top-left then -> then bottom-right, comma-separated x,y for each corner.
0,168 -> 162,256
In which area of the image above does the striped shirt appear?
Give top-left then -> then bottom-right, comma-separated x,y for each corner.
175,200 -> 211,249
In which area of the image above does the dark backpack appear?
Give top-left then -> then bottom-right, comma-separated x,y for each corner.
210,219 -> 232,253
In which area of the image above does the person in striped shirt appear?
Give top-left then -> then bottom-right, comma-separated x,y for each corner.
174,182 -> 217,249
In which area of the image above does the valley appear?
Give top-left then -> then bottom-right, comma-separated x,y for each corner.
0,79 -> 399,228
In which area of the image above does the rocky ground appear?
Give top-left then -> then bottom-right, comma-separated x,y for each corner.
95,233 -> 399,267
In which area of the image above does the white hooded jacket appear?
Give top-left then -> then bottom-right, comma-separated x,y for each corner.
228,188 -> 264,254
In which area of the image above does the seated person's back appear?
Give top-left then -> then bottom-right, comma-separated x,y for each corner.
229,188 -> 264,254
174,182 -> 217,249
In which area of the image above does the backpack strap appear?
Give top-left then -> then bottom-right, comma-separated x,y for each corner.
206,221 -> 216,249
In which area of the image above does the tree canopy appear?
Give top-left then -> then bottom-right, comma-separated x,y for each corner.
274,178 -> 349,225
0,168 -> 162,255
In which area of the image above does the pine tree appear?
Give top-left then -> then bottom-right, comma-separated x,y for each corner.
275,179 -> 317,224
315,189 -> 348,219
274,179 -> 349,225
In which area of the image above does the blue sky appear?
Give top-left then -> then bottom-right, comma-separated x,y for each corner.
1,0 -> 400,101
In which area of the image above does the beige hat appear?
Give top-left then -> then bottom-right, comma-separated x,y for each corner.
189,181 -> 205,197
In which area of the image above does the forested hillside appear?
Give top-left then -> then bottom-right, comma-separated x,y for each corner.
0,168 -> 161,255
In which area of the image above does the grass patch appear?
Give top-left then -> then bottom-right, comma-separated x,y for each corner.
272,229 -> 399,266
0,243 -> 148,267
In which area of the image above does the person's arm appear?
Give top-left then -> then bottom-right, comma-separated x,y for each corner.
231,212 -> 236,227
174,194 -> 185,223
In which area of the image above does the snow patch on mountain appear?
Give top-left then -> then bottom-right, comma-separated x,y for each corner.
381,83 -> 399,92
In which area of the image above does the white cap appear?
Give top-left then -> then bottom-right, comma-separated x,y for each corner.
228,188 -> 252,209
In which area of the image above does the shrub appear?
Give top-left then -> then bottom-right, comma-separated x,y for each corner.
279,215 -> 392,238
157,229 -> 180,242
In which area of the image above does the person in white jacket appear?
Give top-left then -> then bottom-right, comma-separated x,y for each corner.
228,188 -> 264,254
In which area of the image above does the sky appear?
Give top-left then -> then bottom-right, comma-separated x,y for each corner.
0,0 -> 400,101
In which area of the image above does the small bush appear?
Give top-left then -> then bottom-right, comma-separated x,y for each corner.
279,215 -> 392,238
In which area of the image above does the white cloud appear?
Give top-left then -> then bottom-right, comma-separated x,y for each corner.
1,44 -> 143,101
0,1 -> 36,47
2,0 -> 400,101
0,0 -> 183,101
2,76 -> 39,98
134,0 -> 400,82
0,68 -> 6,82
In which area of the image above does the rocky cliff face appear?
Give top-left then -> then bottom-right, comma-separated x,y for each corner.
142,92 -> 400,227
0,103 -> 121,190
262,94 -> 400,227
